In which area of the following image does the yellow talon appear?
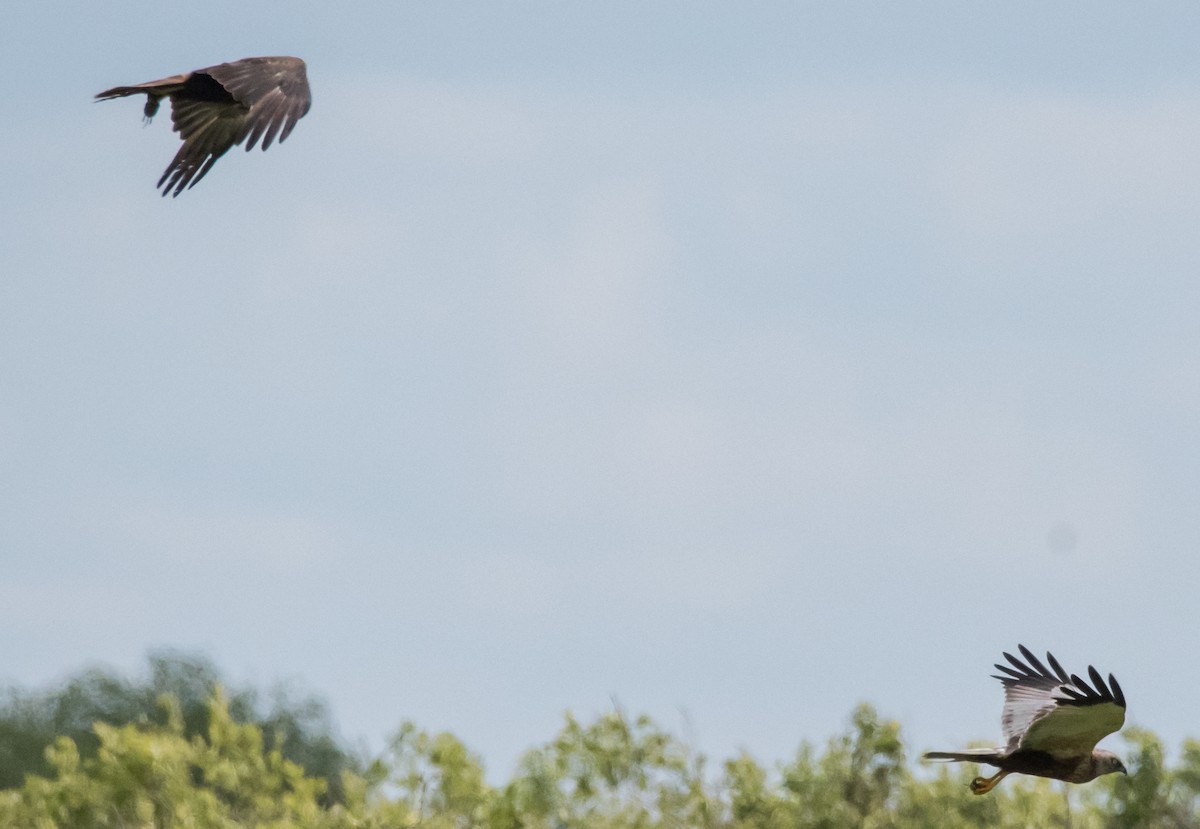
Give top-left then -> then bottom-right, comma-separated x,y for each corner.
970,771 -> 1009,795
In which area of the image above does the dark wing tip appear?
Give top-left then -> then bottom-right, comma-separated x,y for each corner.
1045,651 -> 1071,684
1003,650 -> 1031,674
993,664 -> 1025,682
1109,674 -> 1127,709
1088,665 -> 1113,701
999,647 -> 1124,711
1017,645 -> 1052,678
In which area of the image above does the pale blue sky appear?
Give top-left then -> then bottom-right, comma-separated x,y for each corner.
3,3 -> 1200,775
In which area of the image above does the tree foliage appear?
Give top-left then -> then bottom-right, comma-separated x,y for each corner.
0,651 -> 357,803
3,661 -> 1200,828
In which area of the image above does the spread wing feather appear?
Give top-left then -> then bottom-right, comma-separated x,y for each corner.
160,98 -> 247,195
205,57 -> 311,152
1046,652 -> 1072,684
991,645 -> 1126,758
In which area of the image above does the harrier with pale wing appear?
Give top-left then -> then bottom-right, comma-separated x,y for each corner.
924,645 -> 1127,794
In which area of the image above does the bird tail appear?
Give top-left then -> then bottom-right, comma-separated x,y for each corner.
95,76 -> 189,122
95,73 -> 191,103
95,85 -> 145,101
923,748 -> 1003,764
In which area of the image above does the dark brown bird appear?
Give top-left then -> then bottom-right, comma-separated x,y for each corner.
924,645 -> 1127,794
96,56 -> 312,197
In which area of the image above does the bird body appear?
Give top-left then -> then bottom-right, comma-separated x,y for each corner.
97,56 -> 311,196
924,646 -> 1127,794
925,747 -> 1124,787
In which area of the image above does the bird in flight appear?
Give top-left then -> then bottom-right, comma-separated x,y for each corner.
924,645 -> 1127,794
96,56 -> 312,197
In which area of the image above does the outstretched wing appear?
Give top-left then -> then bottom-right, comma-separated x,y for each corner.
992,645 -> 1126,757
159,87 -> 247,196
158,57 -> 311,196
204,57 -> 312,152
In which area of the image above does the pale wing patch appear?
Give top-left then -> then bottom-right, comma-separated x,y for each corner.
1019,700 -> 1126,756
1000,680 -> 1058,749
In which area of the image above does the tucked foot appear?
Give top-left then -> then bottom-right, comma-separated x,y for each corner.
970,771 -> 1009,795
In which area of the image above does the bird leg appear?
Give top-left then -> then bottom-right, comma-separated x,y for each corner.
970,770 -> 1010,795
142,96 -> 161,124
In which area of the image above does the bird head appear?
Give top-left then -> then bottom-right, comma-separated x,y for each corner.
1094,749 -> 1127,777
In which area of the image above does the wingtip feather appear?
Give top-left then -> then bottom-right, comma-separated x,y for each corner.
1109,674 -> 1126,708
